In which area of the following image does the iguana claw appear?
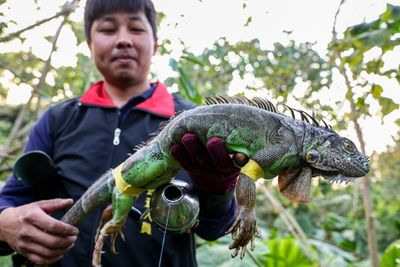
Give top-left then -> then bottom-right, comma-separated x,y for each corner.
227,205 -> 259,259
92,206 -> 126,267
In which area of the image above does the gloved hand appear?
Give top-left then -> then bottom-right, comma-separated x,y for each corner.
170,133 -> 240,194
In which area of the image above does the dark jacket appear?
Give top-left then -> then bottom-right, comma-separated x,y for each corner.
0,81 -> 236,267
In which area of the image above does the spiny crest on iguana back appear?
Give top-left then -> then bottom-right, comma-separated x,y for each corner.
204,95 -> 334,132
135,95 -> 333,151
204,95 -> 277,113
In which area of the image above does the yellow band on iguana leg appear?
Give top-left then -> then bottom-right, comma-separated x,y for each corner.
240,159 -> 264,181
112,163 -> 145,196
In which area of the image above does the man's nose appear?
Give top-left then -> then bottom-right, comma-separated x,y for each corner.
116,29 -> 132,48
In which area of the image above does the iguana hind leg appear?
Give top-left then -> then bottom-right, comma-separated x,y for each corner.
92,190 -> 134,267
227,173 -> 259,259
91,144 -> 179,267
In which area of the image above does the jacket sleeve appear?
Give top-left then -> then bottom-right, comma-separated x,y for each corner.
0,110 -> 53,255
193,187 -> 236,241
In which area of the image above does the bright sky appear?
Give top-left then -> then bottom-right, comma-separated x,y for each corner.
0,0 -> 399,153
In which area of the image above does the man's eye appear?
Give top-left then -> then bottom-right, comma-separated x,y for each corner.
99,28 -> 115,33
131,28 -> 144,32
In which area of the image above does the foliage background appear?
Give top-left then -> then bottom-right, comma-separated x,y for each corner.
0,0 -> 399,266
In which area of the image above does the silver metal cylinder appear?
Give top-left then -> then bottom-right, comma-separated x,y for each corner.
150,180 -> 199,234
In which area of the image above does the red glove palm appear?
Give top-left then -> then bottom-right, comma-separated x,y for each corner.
170,133 -> 240,194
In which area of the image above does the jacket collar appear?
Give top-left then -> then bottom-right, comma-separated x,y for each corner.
79,81 -> 175,117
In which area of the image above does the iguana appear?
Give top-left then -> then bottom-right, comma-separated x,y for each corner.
60,96 -> 370,266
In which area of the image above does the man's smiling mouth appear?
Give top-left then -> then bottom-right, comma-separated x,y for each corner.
111,53 -> 137,62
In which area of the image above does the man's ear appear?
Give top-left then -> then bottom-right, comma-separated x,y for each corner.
87,40 -> 94,57
153,38 -> 158,55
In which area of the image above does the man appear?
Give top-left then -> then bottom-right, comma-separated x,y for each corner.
0,0 -> 239,266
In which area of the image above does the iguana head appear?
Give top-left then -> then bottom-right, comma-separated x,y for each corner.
304,134 -> 370,180
278,132 -> 369,203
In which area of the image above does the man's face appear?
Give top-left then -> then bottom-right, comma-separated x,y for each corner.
88,12 -> 157,87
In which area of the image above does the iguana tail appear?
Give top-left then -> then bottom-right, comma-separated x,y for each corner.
61,171 -> 114,225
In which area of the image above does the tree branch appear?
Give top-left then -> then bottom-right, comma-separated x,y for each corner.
0,61 -> 34,86
0,16 -> 68,164
330,1 -> 379,266
342,70 -> 379,267
0,1 -> 76,43
0,164 -> 12,174
261,185 -> 315,261
331,0 -> 345,40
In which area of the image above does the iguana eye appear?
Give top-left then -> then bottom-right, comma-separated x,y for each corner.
343,140 -> 355,153
306,149 -> 319,164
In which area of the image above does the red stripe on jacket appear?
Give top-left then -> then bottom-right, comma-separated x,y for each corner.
80,81 -> 175,117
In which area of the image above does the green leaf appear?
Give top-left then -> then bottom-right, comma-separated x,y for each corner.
349,21 -> 379,37
181,52 -> 205,66
358,29 -> 392,49
66,19 -> 86,44
196,235 -> 268,267
0,21 -> 7,35
379,97 -> 399,116
343,51 -> 363,67
260,238 -> 312,267
309,239 -> 357,264
395,118 -> 400,128
366,60 -> 384,74
356,97 -> 368,113
380,4 -> 400,22
244,16 -> 252,27
169,58 -> 178,71
380,239 -> 400,267
44,36 -> 53,42
371,84 -> 383,99
177,67 -> 202,104
0,255 -> 12,267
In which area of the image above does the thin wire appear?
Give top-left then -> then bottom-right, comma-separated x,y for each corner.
158,203 -> 171,267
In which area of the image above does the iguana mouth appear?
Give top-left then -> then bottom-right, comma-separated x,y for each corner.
323,173 -> 359,185
311,168 -> 360,185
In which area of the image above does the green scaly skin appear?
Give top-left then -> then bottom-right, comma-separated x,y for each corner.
60,102 -> 370,266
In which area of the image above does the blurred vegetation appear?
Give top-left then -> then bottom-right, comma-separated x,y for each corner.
0,1 -> 399,266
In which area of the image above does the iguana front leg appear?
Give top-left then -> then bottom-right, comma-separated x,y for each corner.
227,144 -> 298,258
227,173 -> 258,259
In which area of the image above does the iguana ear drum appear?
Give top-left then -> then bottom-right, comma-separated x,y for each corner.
306,150 -> 319,164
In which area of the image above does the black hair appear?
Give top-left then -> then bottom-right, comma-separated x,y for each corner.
84,0 -> 157,41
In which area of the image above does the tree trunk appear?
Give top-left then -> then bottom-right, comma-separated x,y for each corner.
343,74 -> 379,267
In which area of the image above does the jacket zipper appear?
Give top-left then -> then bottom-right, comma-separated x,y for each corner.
112,110 -> 122,146
113,127 -> 121,145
